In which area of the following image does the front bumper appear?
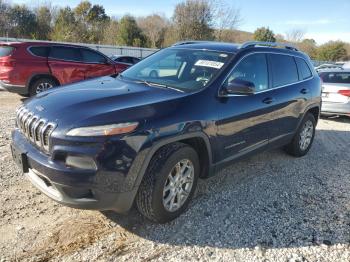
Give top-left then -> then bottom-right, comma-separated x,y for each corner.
321,101 -> 350,116
0,80 -> 27,94
11,129 -> 141,213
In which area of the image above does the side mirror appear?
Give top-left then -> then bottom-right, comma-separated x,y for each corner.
223,79 -> 255,95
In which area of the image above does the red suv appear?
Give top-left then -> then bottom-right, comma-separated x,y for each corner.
0,42 -> 125,96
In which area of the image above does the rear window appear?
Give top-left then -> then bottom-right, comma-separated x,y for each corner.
50,46 -> 82,62
0,46 -> 15,57
81,49 -> 107,63
29,46 -> 49,58
321,72 -> 350,84
295,57 -> 312,80
269,54 -> 299,87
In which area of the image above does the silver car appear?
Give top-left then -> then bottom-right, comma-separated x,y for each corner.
319,69 -> 350,116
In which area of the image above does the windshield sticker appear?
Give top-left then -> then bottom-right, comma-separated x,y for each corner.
219,53 -> 228,57
195,60 -> 224,69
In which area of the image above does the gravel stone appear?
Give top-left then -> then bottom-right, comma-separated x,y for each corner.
0,92 -> 350,261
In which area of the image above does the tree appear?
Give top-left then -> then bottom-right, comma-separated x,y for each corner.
285,28 -> 305,43
102,18 -> 119,45
50,7 -> 79,42
138,14 -> 168,48
317,41 -> 347,61
253,27 -> 276,42
297,39 -> 317,59
173,0 -> 214,41
117,15 -> 145,46
6,4 -> 38,38
211,0 -> 242,41
0,0 -> 10,37
35,6 -> 52,40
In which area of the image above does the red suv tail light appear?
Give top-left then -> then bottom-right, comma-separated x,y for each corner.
0,59 -> 16,67
338,90 -> 350,97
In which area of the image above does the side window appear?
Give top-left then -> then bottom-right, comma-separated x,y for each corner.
295,57 -> 312,80
269,54 -> 299,87
50,46 -> 82,62
29,46 -> 49,58
226,53 -> 268,91
81,49 -> 107,64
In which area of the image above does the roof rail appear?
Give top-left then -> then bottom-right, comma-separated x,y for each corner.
172,41 -> 210,46
240,41 -> 299,51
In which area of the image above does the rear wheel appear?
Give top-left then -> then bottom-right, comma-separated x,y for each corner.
29,78 -> 57,96
285,113 -> 316,157
136,142 -> 199,223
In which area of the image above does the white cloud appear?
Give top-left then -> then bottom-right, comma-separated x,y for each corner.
285,19 -> 333,26
305,32 -> 350,45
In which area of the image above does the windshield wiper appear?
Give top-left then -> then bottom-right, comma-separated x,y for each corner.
136,80 -> 185,93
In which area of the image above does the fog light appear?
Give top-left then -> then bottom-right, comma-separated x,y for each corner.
65,155 -> 97,170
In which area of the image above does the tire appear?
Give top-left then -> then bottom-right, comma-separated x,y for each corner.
29,78 -> 57,97
284,113 -> 316,157
136,142 -> 200,223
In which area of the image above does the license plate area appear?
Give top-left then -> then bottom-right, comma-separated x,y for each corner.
11,144 -> 29,173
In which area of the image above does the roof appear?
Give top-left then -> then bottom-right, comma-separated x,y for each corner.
169,41 -> 307,58
171,41 -> 241,53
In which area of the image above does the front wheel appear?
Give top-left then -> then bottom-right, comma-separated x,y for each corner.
136,143 -> 199,223
284,113 -> 316,157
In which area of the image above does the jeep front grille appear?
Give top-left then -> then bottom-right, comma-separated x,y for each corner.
16,107 -> 56,153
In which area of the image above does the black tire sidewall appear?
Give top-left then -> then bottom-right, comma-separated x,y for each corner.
29,78 -> 56,96
151,146 -> 200,222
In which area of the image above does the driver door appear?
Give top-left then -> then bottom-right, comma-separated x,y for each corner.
216,53 -> 276,163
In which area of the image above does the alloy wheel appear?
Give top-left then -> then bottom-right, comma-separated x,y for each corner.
162,159 -> 194,212
299,120 -> 314,151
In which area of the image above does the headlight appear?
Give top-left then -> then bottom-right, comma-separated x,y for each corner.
66,122 -> 138,137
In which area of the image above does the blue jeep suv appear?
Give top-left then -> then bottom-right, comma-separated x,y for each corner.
11,41 -> 321,223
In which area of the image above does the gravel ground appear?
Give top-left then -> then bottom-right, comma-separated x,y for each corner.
0,91 -> 349,262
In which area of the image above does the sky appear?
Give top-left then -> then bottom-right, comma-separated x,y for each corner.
13,0 -> 350,45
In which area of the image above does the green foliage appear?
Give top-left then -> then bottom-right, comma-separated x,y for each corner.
253,27 -> 276,42
116,15 -> 145,46
0,0 -> 349,59
173,0 -> 214,41
297,39 -> 317,59
317,41 -> 347,61
6,4 -> 37,38
35,6 -> 52,40
50,7 -> 79,42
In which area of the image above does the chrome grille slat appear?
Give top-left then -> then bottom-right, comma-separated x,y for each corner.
15,106 -> 56,154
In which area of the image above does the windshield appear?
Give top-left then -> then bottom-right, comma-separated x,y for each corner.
120,48 -> 233,92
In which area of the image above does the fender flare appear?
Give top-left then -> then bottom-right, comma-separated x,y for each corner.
132,131 -> 213,190
296,103 -> 320,130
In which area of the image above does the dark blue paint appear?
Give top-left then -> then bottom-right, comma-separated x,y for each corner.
11,43 -> 321,212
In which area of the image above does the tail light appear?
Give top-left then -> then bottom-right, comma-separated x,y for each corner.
0,59 -> 16,67
338,90 -> 350,97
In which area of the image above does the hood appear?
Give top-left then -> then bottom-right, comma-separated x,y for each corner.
24,76 -> 188,130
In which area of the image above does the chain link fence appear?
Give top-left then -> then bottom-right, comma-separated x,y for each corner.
0,37 -> 158,58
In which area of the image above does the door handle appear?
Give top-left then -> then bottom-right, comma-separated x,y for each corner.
262,97 -> 275,104
300,88 -> 309,94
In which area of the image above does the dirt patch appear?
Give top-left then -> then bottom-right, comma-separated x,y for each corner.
18,214 -> 114,261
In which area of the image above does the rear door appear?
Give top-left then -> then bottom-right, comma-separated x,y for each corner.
266,54 -> 312,144
80,48 -> 116,79
320,72 -> 350,103
48,46 -> 86,85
